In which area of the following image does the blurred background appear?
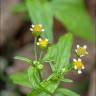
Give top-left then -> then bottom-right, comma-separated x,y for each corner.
0,0 -> 96,96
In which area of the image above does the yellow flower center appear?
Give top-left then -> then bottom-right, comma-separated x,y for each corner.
74,61 -> 83,69
39,39 -> 48,47
33,25 -> 42,32
77,47 -> 87,56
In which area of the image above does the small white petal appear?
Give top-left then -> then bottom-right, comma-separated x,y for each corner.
83,45 -> 87,49
77,45 -> 80,48
39,38 -> 42,41
42,29 -> 45,32
74,66 -> 77,70
30,28 -> 33,31
46,38 -> 48,42
73,59 -> 77,62
37,42 -> 39,45
39,24 -> 42,27
82,66 -> 85,69
78,70 -> 82,74
32,24 -> 35,28
78,58 -> 81,62
75,49 -> 77,53
80,55 -> 84,57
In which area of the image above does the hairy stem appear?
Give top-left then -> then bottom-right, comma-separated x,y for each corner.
39,50 -> 43,61
38,70 -> 43,81
34,37 -> 38,60
34,37 -> 43,82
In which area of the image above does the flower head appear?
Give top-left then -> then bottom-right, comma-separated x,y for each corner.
73,58 -> 85,74
30,24 -> 44,36
37,38 -> 48,49
75,45 -> 88,57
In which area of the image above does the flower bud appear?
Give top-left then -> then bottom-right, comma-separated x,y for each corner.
37,64 -> 44,70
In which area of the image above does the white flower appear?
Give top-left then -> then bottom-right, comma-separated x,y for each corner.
37,38 -> 49,49
75,45 -> 88,57
73,58 -> 85,74
30,24 -> 44,32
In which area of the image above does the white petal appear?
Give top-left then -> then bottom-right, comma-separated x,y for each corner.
75,49 -> 77,53
46,38 -> 48,42
86,52 -> 88,54
32,24 -> 35,28
82,66 -> 85,69
39,24 -> 42,27
73,59 -> 77,62
78,70 -> 82,74
83,45 -> 87,49
42,29 -> 45,32
39,38 -> 42,41
80,55 -> 84,57
37,42 -> 39,45
74,66 -> 77,70
30,28 -> 33,31
78,58 -> 81,62
77,45 -> 80,48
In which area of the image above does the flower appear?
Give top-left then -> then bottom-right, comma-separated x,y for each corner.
37,38 -> 48,49
30,24 -> 44,36
73,58 -> 85,74
75,45 -> 88,57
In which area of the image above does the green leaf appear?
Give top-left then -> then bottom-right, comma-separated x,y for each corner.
54,88 -> 80,96
26,0 -> 53,42
28,90 -> 50,96
52,0 -> 95,42
28,66 -> 40,89
28,74 -> 60,96
60,78 -> 73,83
14,56 -> 32,64
10,71 -> 32,88
43,33 -> 73,72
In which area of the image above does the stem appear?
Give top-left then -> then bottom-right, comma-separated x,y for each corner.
39,50 -> 43,61
34,37 -> 43,81
38,50 -> 44,81
38,70 -> 43,81
76,53 -> 80,58
34,37 -> 38,60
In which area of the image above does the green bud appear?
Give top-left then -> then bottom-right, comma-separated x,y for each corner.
61,68 -> 66,73
33,61 -> 40,65
37,64 -> 44,70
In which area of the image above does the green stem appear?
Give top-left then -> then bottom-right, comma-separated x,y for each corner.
38,70 -> 43,81
34,37 -> 43,81
39,50 -> 43,61
34,37 -> 38,60
76,53 -> 80,58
